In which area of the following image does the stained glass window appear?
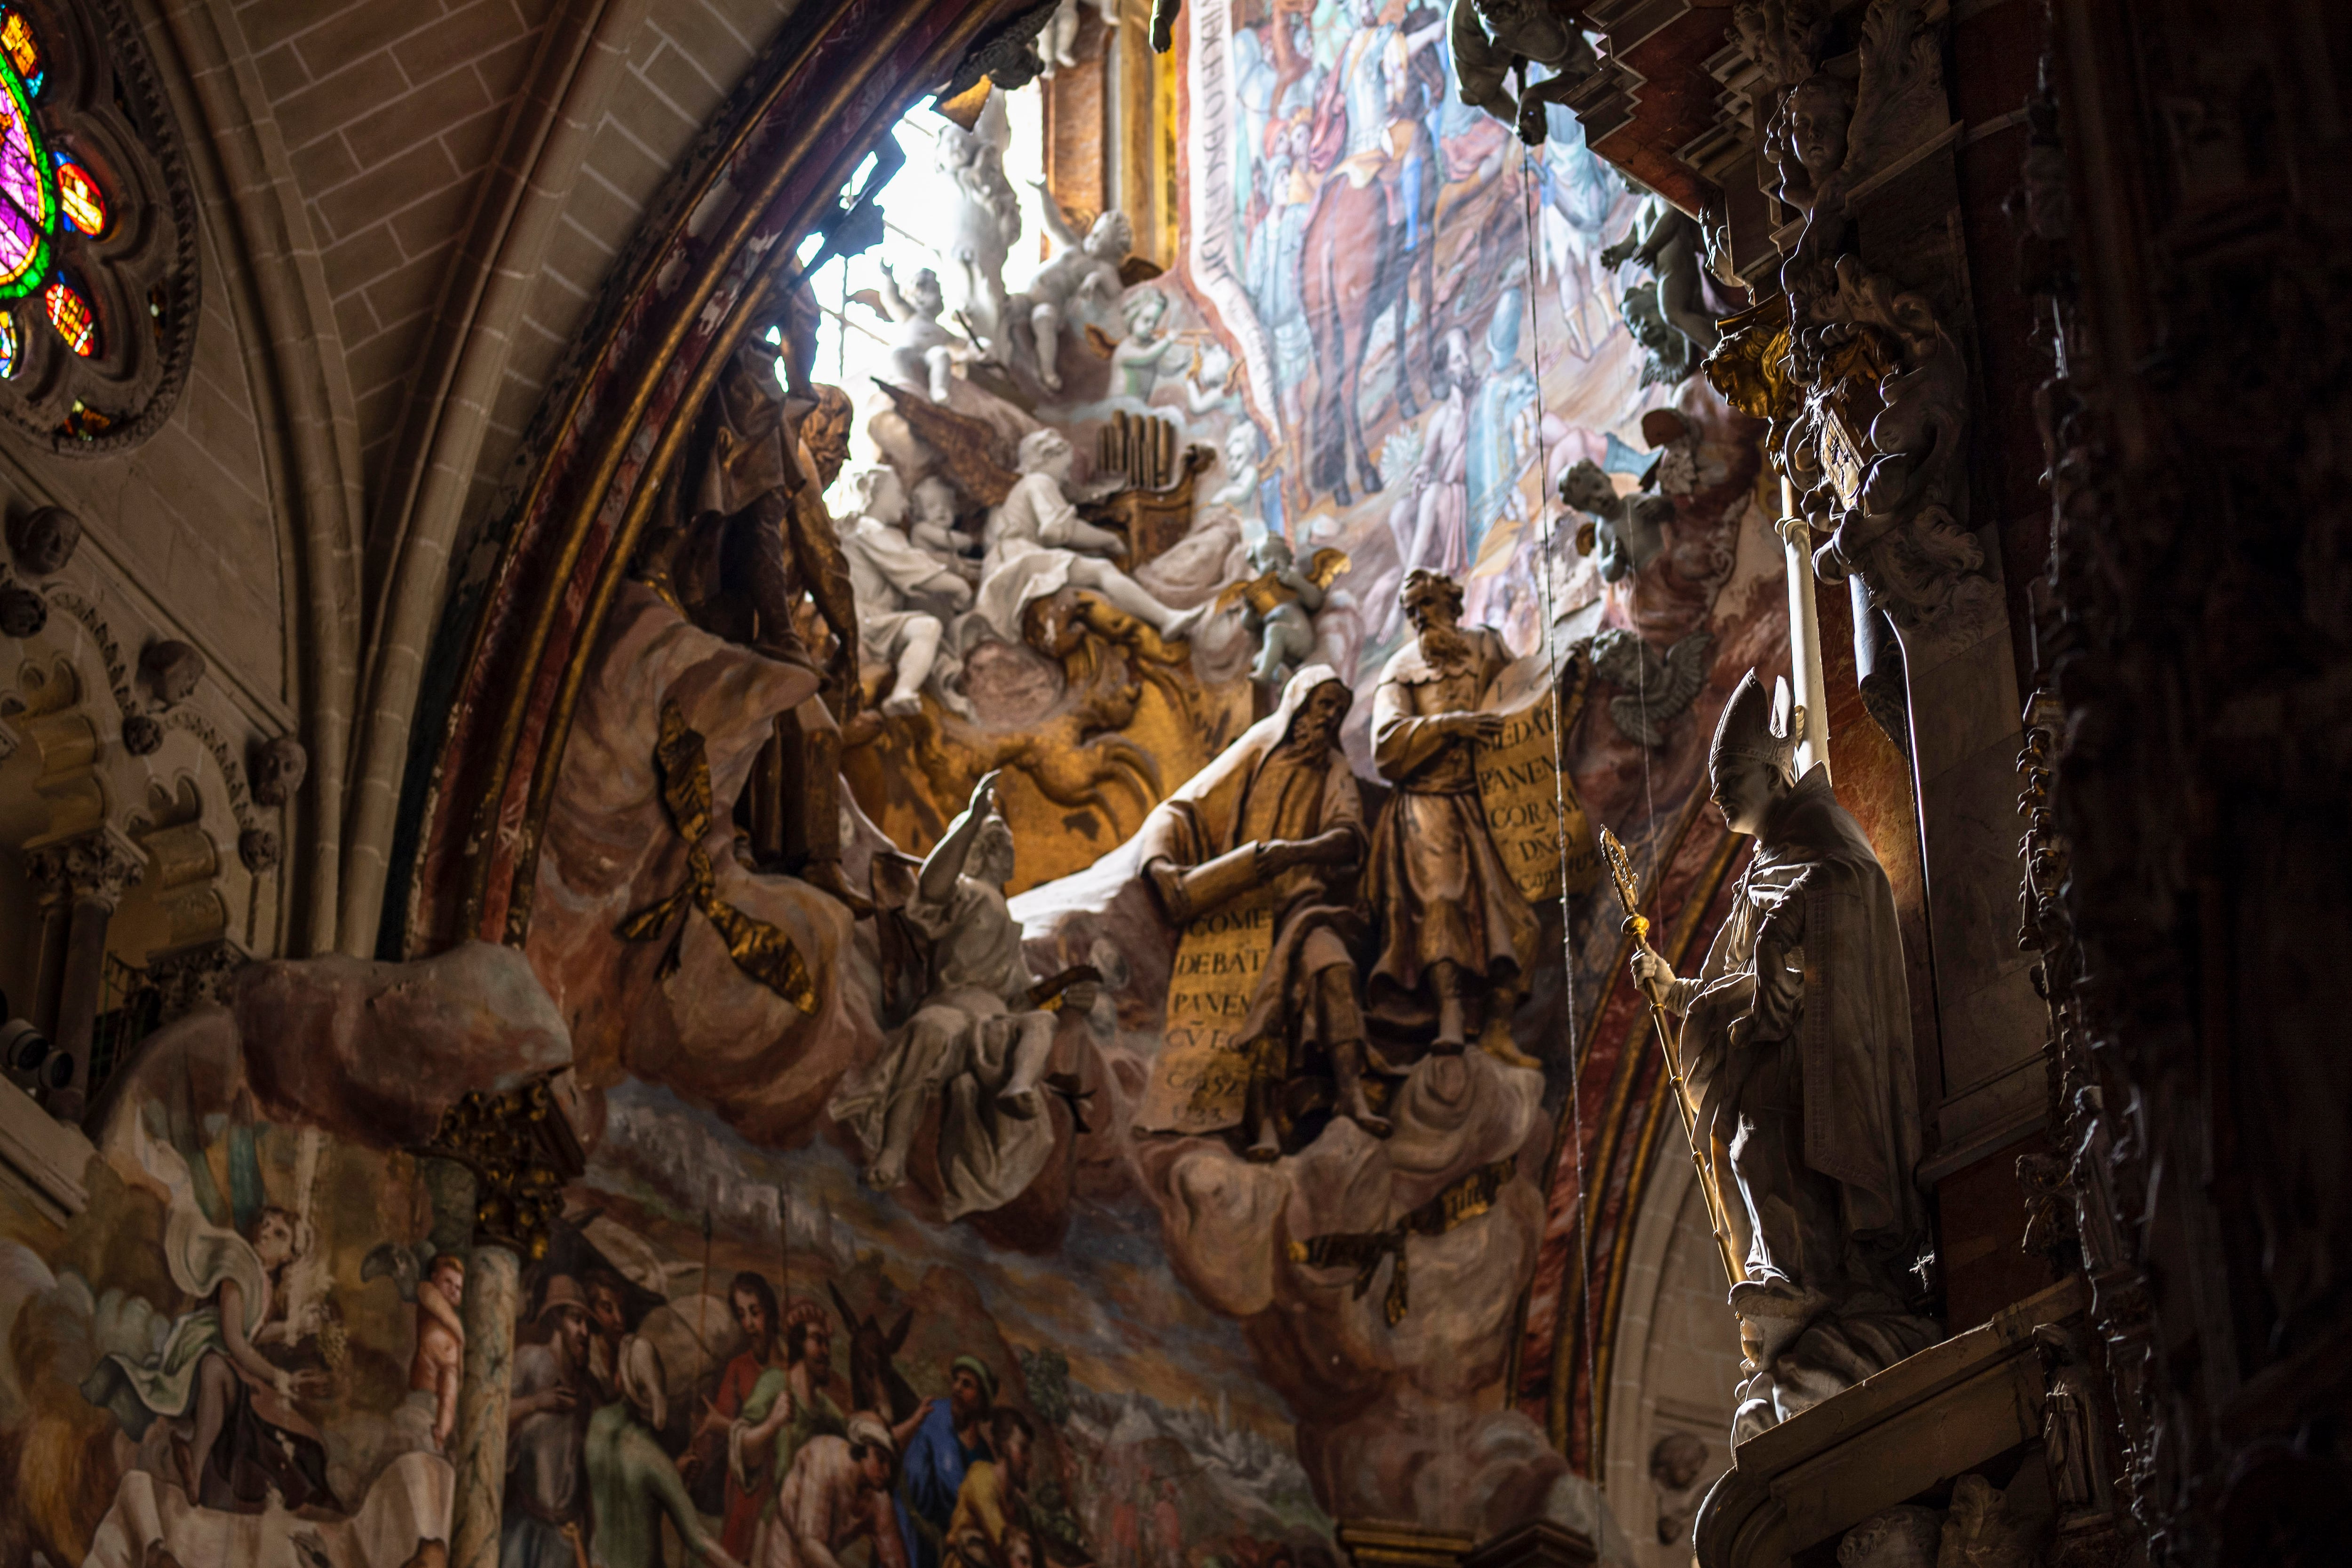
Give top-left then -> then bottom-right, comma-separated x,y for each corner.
44,274 -> 93,356
0,307 -> 18,379
0,12 -> 39,96
0,42 -> 53,299
55,156 -> 99,234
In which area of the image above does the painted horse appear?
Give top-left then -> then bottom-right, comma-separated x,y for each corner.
828,1281 -> 922,1425
1298,88 -> 1444,506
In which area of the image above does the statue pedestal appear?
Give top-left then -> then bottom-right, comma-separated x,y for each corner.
1695,1276 -> 2090,1567
1337,1521 -> 1475,1568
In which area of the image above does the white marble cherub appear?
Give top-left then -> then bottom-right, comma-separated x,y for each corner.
1012,187 -> 1134,392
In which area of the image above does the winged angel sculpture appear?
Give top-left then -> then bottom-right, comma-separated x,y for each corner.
1733,0 -> 1950,304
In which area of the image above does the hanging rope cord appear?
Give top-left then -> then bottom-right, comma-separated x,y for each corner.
1516,139 -> 1602,1455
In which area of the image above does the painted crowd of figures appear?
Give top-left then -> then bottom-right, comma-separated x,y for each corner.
499,1269 -> 1045,1568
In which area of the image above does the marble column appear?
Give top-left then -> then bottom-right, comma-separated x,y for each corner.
23,827 -> 143,1122
424,1080 -> 585,1568
1779,486 -> 1833,781
449,1240 -> 521,1568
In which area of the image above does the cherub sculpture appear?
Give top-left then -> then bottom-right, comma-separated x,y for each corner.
1216,534 -> 1350,685
935,93 -> 1022,346
1732,0 -> 1950,294
1602,193 -> 1717,363
1009,187 -> 1133,392
1040,0 -> 1119,76
908,474 -> 978,577
878,262 -> 971,405
1558,459 -> 1676,582
1449,0 -> 1600,145
1589,626 -> 1715,748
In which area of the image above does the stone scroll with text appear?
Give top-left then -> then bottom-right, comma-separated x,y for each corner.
1476,653 -> 1599,903
1136,887 -> 1279,1137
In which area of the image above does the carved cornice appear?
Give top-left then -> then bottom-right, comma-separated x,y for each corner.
420,1075 -> 586,1259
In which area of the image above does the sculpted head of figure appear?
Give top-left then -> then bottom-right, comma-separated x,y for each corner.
1123,287 -> 1169,338
1399,567 -> 1465,635
1708,669 -> 1799,835
1649,1430 -> 1709,1491
1249,531 -> 1294,574
912,474 -> 960,529
801,384 -> 855,488
851,466 -> 909,526
1084,209 -> 1133,262
908,267 -> 946,319
1225,421 -> 1262,475
1557,458 -> 1617,517
1017,427 -> 1075,483
1783,73 -> 1853,186
970,810 -> 1017,886
7,506 -> 80,576
1283,671 -> 1352,753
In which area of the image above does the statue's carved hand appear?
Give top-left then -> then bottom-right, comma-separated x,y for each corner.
1447,711 -> 1507,743
1631,946 -> 1678,1006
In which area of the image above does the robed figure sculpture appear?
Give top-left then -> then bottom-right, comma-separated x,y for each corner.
1134,665 -> 1385,1159
1631,670 -> 1937,1440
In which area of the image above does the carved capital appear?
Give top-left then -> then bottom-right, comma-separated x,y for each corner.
420,1075 -> 585,1259
24,826 -> 145,909
144,937 -> 249,1020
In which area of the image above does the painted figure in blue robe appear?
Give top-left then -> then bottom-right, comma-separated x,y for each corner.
898,1354 -> 999,1568
1466,287 -> 1542,559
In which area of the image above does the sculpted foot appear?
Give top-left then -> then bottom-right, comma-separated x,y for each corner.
1479,1016 -> 1539,1069
1337,1078 -> 1392,1138
1246,1110 -> 1281,1162
882,691 -> 924,718
1432,995 -> 1468,1055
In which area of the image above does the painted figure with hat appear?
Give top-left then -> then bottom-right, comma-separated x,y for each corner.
730,1297 -> 850,1532
1625,670 -> 1935,1441
756,1409 -> 909,1568
588,1334 -> 749,1568
504,1274 -> 597,1567
900,1353 -> 999,1568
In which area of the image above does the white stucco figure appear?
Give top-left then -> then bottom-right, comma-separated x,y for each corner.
838,467 -> 972,716
967,428 -> 1201,646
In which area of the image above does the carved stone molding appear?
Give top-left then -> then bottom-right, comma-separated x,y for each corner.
420,1075 -> 585,1260
1707,256 -> 1994,645
24,823 -> 143,909
144,936 -> 247,1019
1693,1277 -> 2090,1566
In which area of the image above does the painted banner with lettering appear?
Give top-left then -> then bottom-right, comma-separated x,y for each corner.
1476,653 -> 1599,903
1137,885 -> 1279,1136
1182,0 -> 1280,445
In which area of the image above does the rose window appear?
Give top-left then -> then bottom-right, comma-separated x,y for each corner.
0,1 -> 196,452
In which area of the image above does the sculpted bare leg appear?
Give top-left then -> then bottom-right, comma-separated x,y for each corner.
888,614 -> 946,716
867,1008 -> 966,1191
1031,300 -> 1064,391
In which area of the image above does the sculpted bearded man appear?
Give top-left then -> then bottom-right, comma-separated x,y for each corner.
1365,568 -> 1538,1056
640,344 -> 865,906
1629,671 -> 1932,1437
1135,664 -> 1386,1158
